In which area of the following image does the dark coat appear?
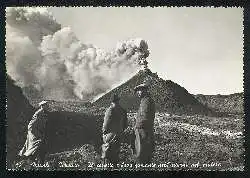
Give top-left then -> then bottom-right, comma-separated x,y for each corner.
135,95 -> 155,131
102,103 -> 128,135
19,108 -> 48,157
101,103 -> 127,163
134,94 -> 155,163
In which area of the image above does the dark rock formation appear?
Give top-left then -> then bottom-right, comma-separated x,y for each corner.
6,76 -> 35,166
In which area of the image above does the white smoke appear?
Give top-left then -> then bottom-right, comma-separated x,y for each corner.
6,7 -> 150,101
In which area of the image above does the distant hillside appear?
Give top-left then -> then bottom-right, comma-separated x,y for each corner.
93,69 -> 214,116
193,93 -> 243,114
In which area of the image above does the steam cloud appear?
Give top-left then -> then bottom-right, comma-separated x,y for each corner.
6,7 -> 150,101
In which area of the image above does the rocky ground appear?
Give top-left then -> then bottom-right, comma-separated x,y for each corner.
12,112 -> 244,171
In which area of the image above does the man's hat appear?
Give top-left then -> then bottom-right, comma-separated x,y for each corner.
111,94 -> 120,102
38,100 -> 48,107
134,83 -> 149,92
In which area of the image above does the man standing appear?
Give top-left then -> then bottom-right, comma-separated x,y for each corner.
101,94 -> 127,167
19,100 -> 50,165
133,84 -> 155,164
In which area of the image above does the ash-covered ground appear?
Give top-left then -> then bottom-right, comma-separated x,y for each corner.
12,104 -> 244,171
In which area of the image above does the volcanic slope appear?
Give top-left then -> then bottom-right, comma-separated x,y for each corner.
93,69 -> 213,115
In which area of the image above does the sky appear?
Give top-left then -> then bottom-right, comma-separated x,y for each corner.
50,7 -> 243,95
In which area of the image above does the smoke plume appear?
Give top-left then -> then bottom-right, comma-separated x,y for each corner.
6,7 -> 150,101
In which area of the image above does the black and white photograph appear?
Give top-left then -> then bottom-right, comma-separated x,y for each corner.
5,7 -> 244,171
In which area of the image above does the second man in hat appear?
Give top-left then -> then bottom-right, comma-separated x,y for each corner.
133,83 -> 156,164
101,94 -> 128,167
